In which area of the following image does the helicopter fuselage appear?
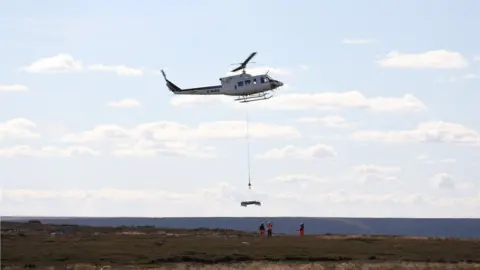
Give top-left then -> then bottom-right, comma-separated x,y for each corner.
219,73 -> 283,96
161,51 -> 284,102
166,73 -> 283,97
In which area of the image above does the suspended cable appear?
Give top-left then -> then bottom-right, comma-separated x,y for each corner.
240,103 -> 262,207
245,105 -> 251,190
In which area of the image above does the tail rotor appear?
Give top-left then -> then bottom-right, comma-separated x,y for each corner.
160,69 -> 168,81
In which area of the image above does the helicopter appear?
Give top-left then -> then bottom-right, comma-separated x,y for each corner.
161,52 -> 284,103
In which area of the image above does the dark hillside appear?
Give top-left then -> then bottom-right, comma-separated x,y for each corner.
3,216 -> 480,239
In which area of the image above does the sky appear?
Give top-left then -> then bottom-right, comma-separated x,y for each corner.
1,0 -> 480,218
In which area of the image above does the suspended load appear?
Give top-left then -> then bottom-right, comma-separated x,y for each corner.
241,200 -> 261,207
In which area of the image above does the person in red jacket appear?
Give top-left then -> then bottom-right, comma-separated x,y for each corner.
299,223 -> 304,236
259,223 -> 265,237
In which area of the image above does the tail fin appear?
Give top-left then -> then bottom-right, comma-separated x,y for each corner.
161,69 -> 182,93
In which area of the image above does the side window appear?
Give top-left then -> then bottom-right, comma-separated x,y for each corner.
238,81 -> 244,87
245,80 -> 251,85
260,77 -> 265,84
253,78 -> 257,84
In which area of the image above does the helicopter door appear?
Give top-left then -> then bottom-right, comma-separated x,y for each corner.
259,76 -> 270,91
243,79 -> 253,92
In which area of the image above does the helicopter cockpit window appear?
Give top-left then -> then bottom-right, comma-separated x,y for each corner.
260,77 -> 265,84
264,76 -> 270,82
245,80 -> 251,85
238,81 -> 244,87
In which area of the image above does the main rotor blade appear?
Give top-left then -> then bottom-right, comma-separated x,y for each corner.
231,61 -> 256,66
231,66 -> 243,72
230,52 -> 257,72
242,52 -> 257,65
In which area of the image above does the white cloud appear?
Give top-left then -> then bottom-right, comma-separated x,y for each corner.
20,54 -> 146,76
313,190 -> 480,210
1,183 -> 280,217
196,182 -> 250,202
61,124 -> 130,143
20,53 -> 83,73
170,96 -> 232,107
376,50 -> 468,69
2,183 -> 250,207
359,174 -> 400,183
171,91 -> 427,113
352,164 -> 402,184
474,55 -> 480,61
3,186 -> 479,217
259,143 -> 337,159
251,92 -> 427,112
59,120 -> 300,158
366,94 -> 428,112
0,145 -> 100,157
88,64 -> 143,76
0,118 -> 40,140
107,98 -> 142,108
353,164 -> 402,175
272,174 -> 328,184
111,140 -> 217,159
350,121 -> 480,145
3,188 -> 189,202
297,115 -> 356,128
0,84 -> 29,92
342,38 -> 374,44
193,121 -> 301,140
415,155 -> 457,164
61,120 -> 301,143
440,158 -> 457,163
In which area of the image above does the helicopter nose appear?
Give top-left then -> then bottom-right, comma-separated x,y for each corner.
275,80 -> 284,88
270,80 -> 284,90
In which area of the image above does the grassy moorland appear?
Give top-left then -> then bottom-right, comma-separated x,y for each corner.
2,220 -> 480,269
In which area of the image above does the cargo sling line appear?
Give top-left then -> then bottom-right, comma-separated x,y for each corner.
240,104 -> 261,207
246,105 -> 252,190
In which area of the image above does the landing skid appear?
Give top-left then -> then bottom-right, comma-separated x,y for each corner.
234,92 -> 273,103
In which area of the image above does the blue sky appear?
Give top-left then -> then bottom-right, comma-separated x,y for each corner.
1,0 -> 479,217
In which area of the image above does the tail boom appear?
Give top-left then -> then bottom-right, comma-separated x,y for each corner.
161,69 -> 222,95
173,85 -> 223,95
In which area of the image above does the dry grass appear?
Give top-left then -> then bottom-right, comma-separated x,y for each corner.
3,262 -> 480,270
2,221 -> 480,269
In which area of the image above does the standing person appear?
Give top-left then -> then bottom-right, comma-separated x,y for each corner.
267,222 -> 273,237
299,223 -> 304,236
259,223 -> 265,237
